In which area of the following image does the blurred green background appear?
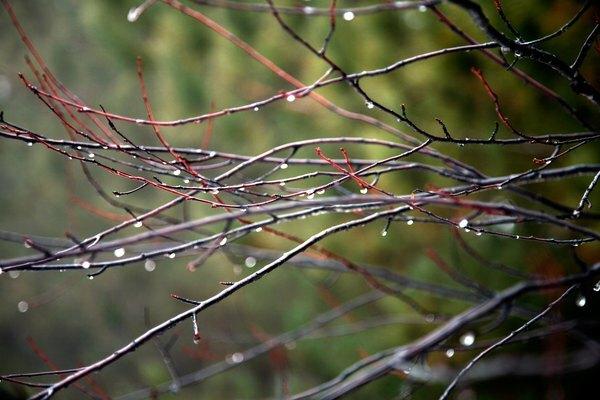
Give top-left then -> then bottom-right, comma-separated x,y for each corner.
1,1 -> 599,399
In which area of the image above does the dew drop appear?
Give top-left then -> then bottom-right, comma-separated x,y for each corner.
280,163 -> 288,170
279,181 -> 286,186
317,189 -> 325,195
27,142 -> 33,147
168,252 -> 176,259
286,94 -> 296,102
460,332 -> 475,347
360,188 -> 368,194
576,295 -> 586,307
245,256 -> 257,268
88,276 -> 94,280
134,221 -> 143,228
255,227 -> 263,233
343,11 -> 355,21
127,7 -> 141,22
475,231 -> 482,236
144,259 -> 156,272
307,192 -> 315,199
219,237 -> 228,246
88,153 -> 95,158
365,101 -> 374,109
18,301 -> 29,313
173,169 -> 181,176
406,219 -> 414,226
594,280 -> 600,292
81,261 -> 91,269
135,119 -> 144,125
114,248 -> 125,258
381,230 -> 388,237
228,352 -> 244,363
183,179 -> 190,184
9,270 -> 20,279
445,348 -> 455,358
418,5 -> 428,12
458,219 -> 468,229
253,106 -> 259,112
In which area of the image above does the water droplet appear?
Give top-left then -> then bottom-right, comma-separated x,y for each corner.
144,259 -> 156,272
343,11 -> 355,21
572,210 -> 580,217
360,188 -> 368,194
307,192 -> 315,199
317,189 -> 325,195
460,332 -> 475,347
173,169 -> 181,176
280,163 -> 288,170
475,231 -> 482,236
88,153 -> 95,158
245,257 -> 257,268
88,276 -> 94,280
228,352 -> 244,363
127,7 -> 141,22
594,281 -> 600,292
255,227 -> 263,233
253,106 -> 259,111
576,295 -> 586,307
365,101 -> 374,109
418,5 -> 428,12
458,219 -> 468,229
114,248 -> 125,258
76,146 -> 82,150
286,94 -> 296,102
80,106 -> 91,112
209,151 -> 217,157
406,219 -> 414,226
167,253 -> 176,259
135,119 -> 144,125
81,261 -> 91,269
445,348 -> 455,358
134,221 -> 143,228
515,235 -> 520,239
183,179 -> 190,184
18,301 -> 29,313
304,6 -> 315,14
9,270 -> 20,279
219,237 -> 228,246
27,142 -> 33,147
381,230 -> 388,237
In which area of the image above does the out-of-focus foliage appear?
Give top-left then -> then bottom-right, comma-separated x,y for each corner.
0,1 -> 598,399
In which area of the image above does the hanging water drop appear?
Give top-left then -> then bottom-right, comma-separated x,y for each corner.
18,301 -> 29,313
173,169 -> 181,176
144,259 -> 156,272
360,188 -> 368,194
219,237 -> 228,246
576,295 -> 586,307
418,5 -> 428,12
255,227 -> 263,233
245,256 -> 257,268
27,142 -> 33,147
134,221 -> 143,228
81,261 -> 91,269
253,106 -> 259,111
381,230 -> 388,237
365,101 -> 374,109
406,219 -> 414,226
317,189 -> 325,195
114,248 -> 125,258
168,253 -> 176,259
127,7 -> 141,22
458,219 -> 468,228
88,153 -> 95,158
445,348 -> 455,358
280,163 -> 288,170
593,280 -> 600,292
286,94 -> 296,102
460,332 -> 475,347
343,11 -> 355,21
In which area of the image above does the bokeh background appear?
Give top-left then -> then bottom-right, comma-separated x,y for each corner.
1,1 -> 599,399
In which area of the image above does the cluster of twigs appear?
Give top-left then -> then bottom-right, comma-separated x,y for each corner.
0,0 -> 599,399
